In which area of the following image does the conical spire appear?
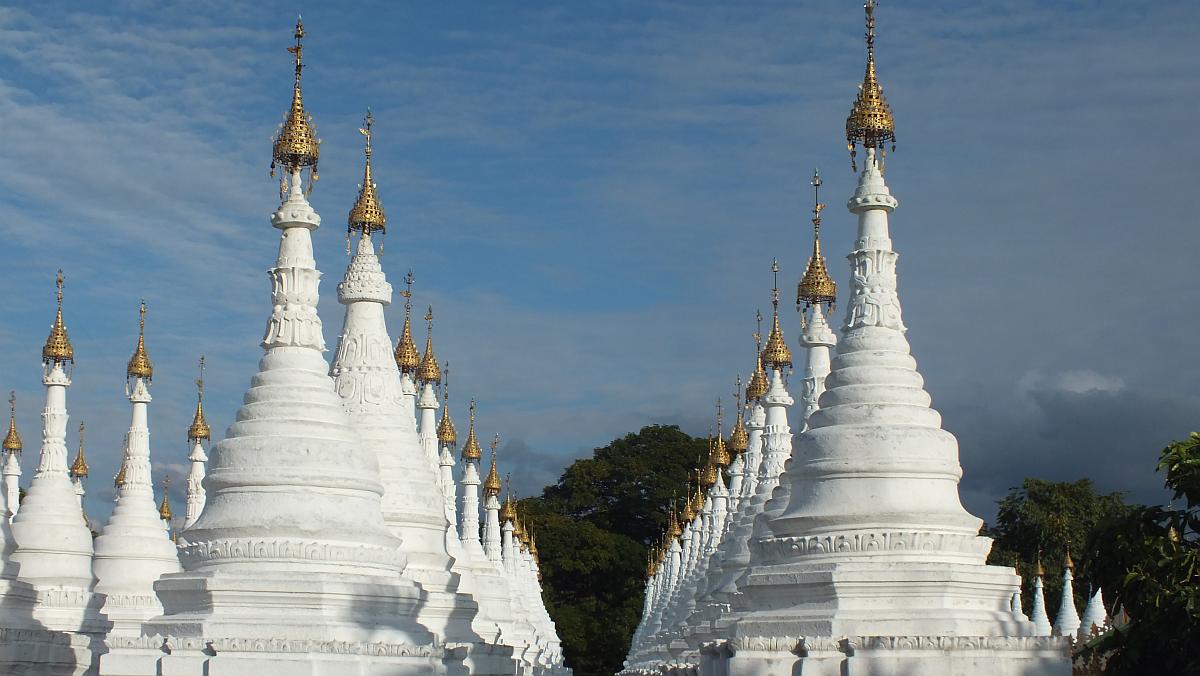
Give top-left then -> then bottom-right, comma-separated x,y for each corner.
188,356 -> 211,443
271,17 -> 320,187
845,0 -> 895,171
394,271 -> 421,373
70,422 -> 88,478
710,401 -> 731,466
483,434 -> 502,497
761,260 -> 792,370
746,312 -> 769,401
461,399 -> 482,461
436,362 -> 458,446
500,476 -> 517,522
127,299 -> 154,381
347,109 -> 386,238
797,170 -> 837,310
3,392 -> 21,453
727,377 -> 748,455
158,476 -> 172,521
42,270 -> 73,366
417,306 -> 442,383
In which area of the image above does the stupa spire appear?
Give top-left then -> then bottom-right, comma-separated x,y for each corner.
346,109 -> 386,254
760,260 -> 792,371
483,434 -> 503,564
271,16 -> 320,194
42,270 -> 73,367
796,170 -> 838,428
437,365 -> 458,448
796,170 -> 837,312
3,391 -> 21,520
462,399 -> 483,462
845,0 -> 895,172
746,312 -> 769,402
126,299 -> 153,383
484,434 -> 502,497
185,356 -> 209,528
727,377 -> 748,456
158,476 -> 172,524
1054,545 -> 1081,637
417,306 -> 442,384
70,422 -> 88,481
395,270 -> 421,374
459,399 -> 484,549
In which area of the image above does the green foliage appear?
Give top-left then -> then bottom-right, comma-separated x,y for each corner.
1082,433 -> 1200,675
526,425 -> 705,675
986,478 -> 1136,611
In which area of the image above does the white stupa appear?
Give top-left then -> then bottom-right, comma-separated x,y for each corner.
105,21 -> 446,673
183,358 -> 210,529
10,271 -> 105,635
710,4 -> 1069,672
2,395 -> 21,521
92,301 -> 183,636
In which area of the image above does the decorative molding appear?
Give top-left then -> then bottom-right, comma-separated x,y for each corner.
178,537 -> 403,568
844,248 -> 905,333
754,529 -> 991,562
107,634 -> 441,658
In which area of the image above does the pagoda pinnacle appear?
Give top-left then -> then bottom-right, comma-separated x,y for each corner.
347,109 -> 386,242
42,270 -> 73,367
127,299 -> 153,382
483,434 -> 502,497
761,260 -> 792,370
727,378 -> 748,456
500,476 -> 517,523
710,400 -> 731,467
158,476 -> 172,522
271,17 -> 320,192
746,312 -> 769,402
797,170 -> 837,311
394,270 -> 421,374
461,399 -> 482,461
3,391 -> 20,454
70,422 -> 88,479
436,363 -> 458,447
845,0 -> 895,171
417,306 -> 442,383
188,356 -> 211,443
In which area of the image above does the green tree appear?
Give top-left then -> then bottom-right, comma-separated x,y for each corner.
524,425 -> 706,675
986,478 -> 1136,612
1083,433 -> 1200,674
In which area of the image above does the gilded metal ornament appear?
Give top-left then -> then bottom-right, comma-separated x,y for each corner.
845,0 -> 896,170
42,270 -> 74,366
127,299 -> 154,380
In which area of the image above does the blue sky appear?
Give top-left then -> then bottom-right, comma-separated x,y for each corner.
0,1 -> 1195,523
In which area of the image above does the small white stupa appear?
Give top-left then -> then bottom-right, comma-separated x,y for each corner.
10,271 -> 104,635
2,394 -> 21,521
183,357 -> 210,529
92,301 -> 183,636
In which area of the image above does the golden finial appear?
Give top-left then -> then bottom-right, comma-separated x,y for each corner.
126,299 -> 154,381
70,422 -> 88,479
761,260 -> 793,370
417,306 -> 441,383
500,475 -> 517,522
395,271 -> 421,373
711,400 -> 731,466
1064,542 -> 1075,571
483,434 -> 502,496
271,17 -> 320,191
114,457 -> 127,489
699,435 -> 717,489
846,0 -> 895,172
461,399 -> 482,461
42,270 -> 74,366
797,170 -> 837,311
188,356 -> 211,443
515,516 -> 529,547
158,476 -> 172,521
747,314 -> 769,401
3,392 -> 21,454
437,362 -> 458,446
682,477 -> 697,522
667,507 -> 683,539
347,109 -> 387,239
727,377 -> 748,455
1034,550 -> 1045,577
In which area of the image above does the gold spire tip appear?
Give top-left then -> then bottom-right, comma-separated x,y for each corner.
159,476 -> 172,521
416,306 -> 441,383
271,17 -> 320,185
188,355 -> 211,443
461,399 -> 482,460
483,433 -> 502,496
127,299 -> 154,380
797,169 -> 837,310
42,270 -> 74,366
762,261 -> 793,370
71,422 -> 88,478
845,0 -> 895,171
3,391 -> 21,453
348,109 -> 387,237
437,361 -> 458,446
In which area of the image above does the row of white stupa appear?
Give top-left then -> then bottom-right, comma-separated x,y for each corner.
0,18 -> 566,675
623,3 -> 1097,675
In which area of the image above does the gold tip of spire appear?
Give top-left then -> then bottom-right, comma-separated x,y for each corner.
746,316 -> 769,401
42,270 -> 74,366
271,17 -> 320,183
188,356 -> 211,443
845,0 -> 896,170
70,422 -> 88,478
710,401 -> 731,466
3,392 -> 21,454
1064,543 -> 1075,571
126,299 -> 154,380
761,261 -> 793,370
395,271 -> 421,373
1034,551 -> 1045,577
417,306 -> 441,383
347,109 -> 387,237
114,458 -> 127,489
461,399 -> 482,461
727,377 -> 749,454
158,476 -> 172,521
437,362 -> 458,446
483,434 -> 502,496
797,170 -> 838,309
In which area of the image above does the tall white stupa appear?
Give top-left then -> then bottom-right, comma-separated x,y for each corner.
104,20 -> 447,673
92,301 -> 183,636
